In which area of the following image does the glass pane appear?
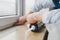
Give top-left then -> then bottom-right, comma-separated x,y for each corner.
0,0 -> 16,16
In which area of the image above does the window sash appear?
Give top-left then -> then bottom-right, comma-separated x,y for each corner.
0,0 -> 23,17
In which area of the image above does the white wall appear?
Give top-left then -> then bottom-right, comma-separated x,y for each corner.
25,0 -> 35,13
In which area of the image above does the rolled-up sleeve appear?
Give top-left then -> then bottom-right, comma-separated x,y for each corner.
42,9 -> 60,24
31,0 -> 55,12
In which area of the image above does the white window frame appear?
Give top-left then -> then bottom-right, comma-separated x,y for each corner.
0,0 -> 23,30
0,0 -> 23,17
16,0 -> 23,16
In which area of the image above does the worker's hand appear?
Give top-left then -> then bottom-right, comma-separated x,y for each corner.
26,8 -> 49,24
26,12 -> 42,24
16,16 -> 26,25
15,11 -> 33,25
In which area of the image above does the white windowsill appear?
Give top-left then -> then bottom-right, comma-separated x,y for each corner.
0,15 -> 19,18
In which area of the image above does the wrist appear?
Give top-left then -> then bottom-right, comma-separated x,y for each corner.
37,13 -> 43,22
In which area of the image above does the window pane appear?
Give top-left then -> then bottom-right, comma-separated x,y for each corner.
0,0 -> 16,16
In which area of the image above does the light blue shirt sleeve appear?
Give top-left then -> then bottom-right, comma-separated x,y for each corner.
31,0 -> 55,12
42,9 -> 60,24
31,0 -> 43,12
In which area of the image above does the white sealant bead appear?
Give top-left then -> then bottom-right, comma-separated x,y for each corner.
31,25 -> 35,30
27,24 -> 30,28
27,24 -> 35,30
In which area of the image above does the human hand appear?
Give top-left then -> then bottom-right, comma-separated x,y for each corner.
16,16 -> 26,25
26,12 -> 42,24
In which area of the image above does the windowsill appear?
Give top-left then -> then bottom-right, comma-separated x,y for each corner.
0,15 -> 19,18
0,15 -> 19,30
0,23 -> 46,40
